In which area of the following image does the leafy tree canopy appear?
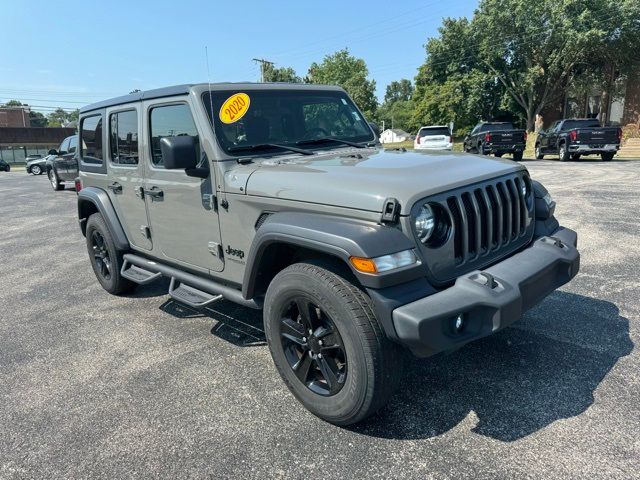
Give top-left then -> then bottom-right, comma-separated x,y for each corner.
384,79 -> 414,104
306,49 -> 378,119
263,64 -> 302,83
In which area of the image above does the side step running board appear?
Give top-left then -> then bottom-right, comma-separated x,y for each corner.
121,259 -> 163,285
169,278 -> 223,309
122,253 -> 262,310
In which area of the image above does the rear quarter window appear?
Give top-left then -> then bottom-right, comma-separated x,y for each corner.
80,115 -> 104,164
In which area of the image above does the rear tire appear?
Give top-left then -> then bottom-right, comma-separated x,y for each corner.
571,154 -> 581,161
85,213 -> 136,295
264,262 -> 404,426
558,143 -> 570,162
512,151 -> 523,161
48,169 -> 64,191
601,152 -> 614,161
535,144 -> 544,159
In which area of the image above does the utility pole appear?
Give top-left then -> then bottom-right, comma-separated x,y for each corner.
252,58 -> 274,82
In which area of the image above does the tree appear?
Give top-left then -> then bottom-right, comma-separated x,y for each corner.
263,64 -> 301,83
29,111 -> 48,127
46,108 -> 77,127
384,79 -> 414,104
306,49 -> 378,119
2,99 -> 25,107
412,18 -> 510,135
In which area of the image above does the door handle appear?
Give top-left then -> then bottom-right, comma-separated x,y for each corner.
145,186 -> 164,200
108,182 -> 123,194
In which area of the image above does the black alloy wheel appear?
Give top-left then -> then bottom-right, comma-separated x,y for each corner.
91,230 -> 112,280
280,297 -> 347,396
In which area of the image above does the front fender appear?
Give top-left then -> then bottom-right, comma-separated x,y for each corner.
242,211 -> 426,298
77,187 -> 129,250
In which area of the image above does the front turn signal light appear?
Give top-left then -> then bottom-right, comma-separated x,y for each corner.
350,257 -> 378,273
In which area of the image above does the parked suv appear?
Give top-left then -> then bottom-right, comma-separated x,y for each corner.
76,83 -> 580,425
414,125 -> 452,150
46,134 -> 79,190
535,118 -> 621,161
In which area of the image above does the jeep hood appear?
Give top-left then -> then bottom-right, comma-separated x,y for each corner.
241,148 -> 525,215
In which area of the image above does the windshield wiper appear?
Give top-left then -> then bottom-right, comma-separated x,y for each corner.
296,137 -> 366,148
227,143 -> 314,156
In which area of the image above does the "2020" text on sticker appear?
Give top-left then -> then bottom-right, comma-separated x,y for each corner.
219,93 -> 250,124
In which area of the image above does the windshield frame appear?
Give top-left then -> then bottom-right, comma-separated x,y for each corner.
201,88 -> 376,158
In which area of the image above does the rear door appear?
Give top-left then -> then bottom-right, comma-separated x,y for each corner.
55,137 -> 71,176
105,106 -> 152,251
142,98 -> 223,273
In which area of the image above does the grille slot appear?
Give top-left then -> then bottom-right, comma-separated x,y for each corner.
446,175 -> 531,264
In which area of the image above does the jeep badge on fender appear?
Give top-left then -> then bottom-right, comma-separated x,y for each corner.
76,83 -> 579,426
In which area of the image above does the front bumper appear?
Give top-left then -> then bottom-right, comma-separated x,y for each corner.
392,227 -> 579,357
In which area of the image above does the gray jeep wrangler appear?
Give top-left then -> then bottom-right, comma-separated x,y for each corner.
76,83 -> 579,425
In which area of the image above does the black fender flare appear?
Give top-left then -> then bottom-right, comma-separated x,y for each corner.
242,211 -> 424,299
77,186 -> 129,250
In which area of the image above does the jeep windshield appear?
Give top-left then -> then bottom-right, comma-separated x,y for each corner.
203,89 -> 375,156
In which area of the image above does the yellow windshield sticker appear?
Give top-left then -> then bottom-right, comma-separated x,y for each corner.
219,93 -> 250,124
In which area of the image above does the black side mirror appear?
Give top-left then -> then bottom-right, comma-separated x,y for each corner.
160,136 -> 208,178
161,136 -> 198,170
368,122 -> 379,135
48,149 -> 57,155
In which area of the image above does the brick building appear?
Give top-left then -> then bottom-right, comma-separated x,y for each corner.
0,127 -> 76,163
0,107 -> 30,128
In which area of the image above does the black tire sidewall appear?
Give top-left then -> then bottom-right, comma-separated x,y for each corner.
85,213 -> 130,294
264,266 -> 374,423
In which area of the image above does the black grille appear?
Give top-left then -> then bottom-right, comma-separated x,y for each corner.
446,176 -> 530,264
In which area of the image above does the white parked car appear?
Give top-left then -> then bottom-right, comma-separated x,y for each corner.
414,125 -> 453,151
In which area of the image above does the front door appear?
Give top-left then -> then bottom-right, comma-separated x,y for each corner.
142,99 -> 223,273
105,106 -> 152,251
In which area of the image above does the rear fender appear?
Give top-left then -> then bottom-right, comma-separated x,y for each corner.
77,187 -> 129,250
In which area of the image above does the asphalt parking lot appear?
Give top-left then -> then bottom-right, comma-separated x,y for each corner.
1,160 -> 639,479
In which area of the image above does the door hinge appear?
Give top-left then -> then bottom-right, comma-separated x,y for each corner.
202,193 -> 218,211
208,241 -> 223,258
140,225 -> 151,239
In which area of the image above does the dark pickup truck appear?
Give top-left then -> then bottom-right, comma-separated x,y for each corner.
535,119 -> 621,161
464,122 -> 527,161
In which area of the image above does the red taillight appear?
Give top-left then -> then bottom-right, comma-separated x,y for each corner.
484,133 -> 491,142
416,136 -> 421,145
524,131 -> 528,141
74,177 -> 82,192
447,136 -> 452,143
618,128 -> 622,141
569,130 -> 577,141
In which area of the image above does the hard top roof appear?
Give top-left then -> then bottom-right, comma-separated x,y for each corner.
80,82 -> 345,114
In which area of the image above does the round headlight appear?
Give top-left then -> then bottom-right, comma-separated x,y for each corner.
415,204 -> 436,243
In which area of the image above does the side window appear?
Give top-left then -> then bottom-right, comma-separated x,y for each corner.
68,136 -> 78,154
110,110 -> 139,165
80,115 -> 104,164
59,137 -> 70,153
149,104 -> 200,168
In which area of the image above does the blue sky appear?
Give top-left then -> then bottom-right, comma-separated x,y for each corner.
0,0 -> 478,114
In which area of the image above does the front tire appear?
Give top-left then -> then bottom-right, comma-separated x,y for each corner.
535,144 -> 544,159
48,169 -> 64,190
601,152 -> 614,161
85,213 -> 136,295
264,262 -> 404,426
31,165 -> 42,175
